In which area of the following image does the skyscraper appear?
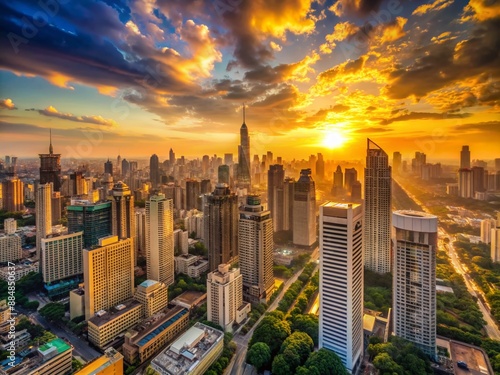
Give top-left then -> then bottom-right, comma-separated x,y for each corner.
458,169 -> 473,198
393,211 -> 437,358
460,145 -> 471,169
109,181 -> 135,250
39,130 -> 61,192
122,159 -> 130,177
364,139 -> 392,274
204,184 -> 239,271
149,154 -> 160,188
185,179 -> 201,210
238,195 -> 274,303
67,200 -> 112,248
83,236 -> 134,320
104,159 -> 113,176
1,175 -> 23,212
316,153 -> 325,182
116,154 -> 121,176
491,213 -> 500,263
218,165 -> 230,185
293,169 -> 316,247
41,232 -> 83,284
344,168 -> 357,195
393,151 -> 402,174
169,148 -> 175,166
237,105 -> 251,189
332,165 -> 343,196
146,194 -> 174,287
268,164 -> 285,232
481,218 -> 496,244
319,202 -> 363,374
36,183 -> 53,258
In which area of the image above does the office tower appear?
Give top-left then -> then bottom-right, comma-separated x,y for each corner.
268,164 -> 285,232
136,208 -> 146,256
5,156 -> 10,166
67,200 -> 112,248
319,202 -> 363,374
0,219 -> 21,263
149,154 -> 160,188
69,171 -> 87,196
202,155 -> 210,176
293,169 -> 316,247
393,152 -> 402,174
169,148 -> 175,166
201,179 -> 212,195
41,232 -> 83,284
186,179 -> 201,210
237,106 -> 251,189
39,130 -> 61,192
458,169 -> 473,198
109,181 -> 135,249
491,213 -> 500,262
36,183 -> 53,258
104,159 -> 113,175
393,211 -> 437,358
332,165 -> 343,196
309,154 -> 317,177
122,159 -> 130,177
460,145 -> 471,169
238,195 -> 274,303
266,151 -> 273,165
481,219 -> 496,244
204,184 -> 239,271
218,165 -> 230,185
173,185 -> 185,210
364,139 -> 392,274
83,236 -> 134,320
471,166 -> 485,194
283,177 -> 295,231
316,153 -> 325,182
344,168 -> 357,195
351,181 -> 362,201
117,154 -> 122,176
207,264 -> 250,332
146,194 -> 175,287
224,153 -> 233,166
412,152 -> 426,175
1,176 -> 23,212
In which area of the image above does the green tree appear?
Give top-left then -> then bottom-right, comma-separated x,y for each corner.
39,302 -> 65,322
373,353 -> 403,375
280,331 -> 314,368
290,314 -> 319,346
271,354 -> 292,375
249,315 -> 291,355
303,348 -> 347,375
246,342 -> 271,371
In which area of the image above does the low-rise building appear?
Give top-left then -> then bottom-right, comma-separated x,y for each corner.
149,322 -> 224,375
0,300 -> 12,335
170,291 -> 206,311
175,254 -> 198,274
122,306 -> 189,365
74,347 -> 124,375
0,262 -> 38,281
88,299 -> 144,349
0,233 -> 22,264
188,259 -> 209,278
134,280 -> 168,318
0,329 -> 30,351
70,287 -> 85,320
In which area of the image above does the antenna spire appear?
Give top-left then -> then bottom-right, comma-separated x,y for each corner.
243,103 -> 246,124
49,129 -> 53,154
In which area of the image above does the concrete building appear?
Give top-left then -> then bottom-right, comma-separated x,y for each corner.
1,176 -> 23,212
268,164 -> 285,231
0,231 -> 22,264
237,107 -> 251,190
146,194 -> 175,286
460,145 -> 471,169
491,213 -> 500,263
39,132 -> 62,192
393,152 -> 402,174
135,280 -> 168,318
332,165 -> 343,196
67,200 -> 112,249
108,181 -> 136,256
41,232 -> 83,283
481,219 -> 496,244
207,264 -> 250,332
87,299 -> 144,349
135,208 -> 146,256
4,218 -> 16,235
74,348 -> 123,375
173,229 -> 189,254
122,306 -> 189,364
218,165 -> 230,185
319,202 -> 363,374
364,139 -> 392,274
293,169 -> 316,247
149,322 -> 224,375
70,287 -> 85,320
393,210 -> 438,358
458,169 -> 473,198
238,195 -> 275,303
36,183 -> 53,259
83,236 -> 134,320
0,262 -> 38,281
204,184 -> 239,271
150,154 -> 160,188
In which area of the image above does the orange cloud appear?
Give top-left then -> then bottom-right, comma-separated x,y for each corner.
413,0 -> 454,16
0,98 -> 16,110
38,106 -> 118,127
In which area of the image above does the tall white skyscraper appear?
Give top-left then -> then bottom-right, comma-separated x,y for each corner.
364,139 -> 392,274
319,202 -> 363,374
146,194 -> 174,287
238,195 -> 274,303
36,183 -> 53,260
393,211 -> 437,358
491,213 -> 500,263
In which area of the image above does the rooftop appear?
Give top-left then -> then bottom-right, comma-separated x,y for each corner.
38,338 -> 71,356
139,279 -> 159,288
170,291 -> 206,308
88,299 -> 142,327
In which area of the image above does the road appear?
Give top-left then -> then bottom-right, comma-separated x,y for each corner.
395,178 -> 500,341
227,247 -> 319,375
30,311 -> 100,362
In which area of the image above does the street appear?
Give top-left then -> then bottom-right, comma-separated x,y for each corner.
227,247 -> 319,375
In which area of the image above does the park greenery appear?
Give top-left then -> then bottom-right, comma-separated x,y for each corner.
0,210 -> 35,229
368,336 -> 433,375
16,317 -> 56,346
0,271 -> 43,310
39,302 -> 66,322
364,269 -> 392,315
168,273 -> 207,300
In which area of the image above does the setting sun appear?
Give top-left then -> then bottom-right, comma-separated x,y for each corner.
322,130 -> 346,149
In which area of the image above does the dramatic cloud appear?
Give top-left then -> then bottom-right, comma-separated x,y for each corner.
0,99 -> 16,110
38,106 -> 118,127
413,0 -> 454,16
329,0 -> 385,17
380,111 -> 471,125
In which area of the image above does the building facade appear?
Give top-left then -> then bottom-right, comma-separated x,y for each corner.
41,231 -> 83,283
491,213 -> 500,262
67,200 -> 112,249
134,280 -> 169,318
293,169 -> 316,247
36,183 -> 53,259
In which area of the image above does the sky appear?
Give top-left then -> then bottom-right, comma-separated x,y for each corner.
0,0 -> 499,163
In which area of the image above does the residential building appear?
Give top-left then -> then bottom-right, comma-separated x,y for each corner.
0,232 -> 22,264
1,176 -> 23,212
481,219 -> 496,244
0,262 -> 38,281
41,232 -> 83,283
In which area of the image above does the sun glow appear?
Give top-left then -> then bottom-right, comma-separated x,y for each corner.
322,130 -> 346,149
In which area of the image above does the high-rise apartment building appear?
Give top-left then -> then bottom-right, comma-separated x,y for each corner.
481,218 -> 496,244
41,231 -> 83,284
237,106 -> 251,189
207,264 -> 250,332
460,145 -> 471,169
0,220 -> 21,263
491,213 -> 500,263
146,194 -> 174,287
67,200 -> 112,249
150,154 -> 160,188
268,164 -> 285,232
238,196 -> 274,303
364,139 -> 392,274
393,211 -> 437,358
204,184 -> 239,271
319,202 -> 363,374
36,183 -> 53,258
4,218 -> 16,235
293,169 -> 316,247
39,130 -> 61,192
458,169 -> 473,198
185,179 -> 201,210
1,176 -> 23,212
83,236 -> 134,320
109,181 -> 136,253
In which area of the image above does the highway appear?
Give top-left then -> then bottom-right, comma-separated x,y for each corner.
227,247 -> 319,375
395,178 -> 500,341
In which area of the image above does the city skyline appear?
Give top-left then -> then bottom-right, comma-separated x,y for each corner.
1,0 -> 499,160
